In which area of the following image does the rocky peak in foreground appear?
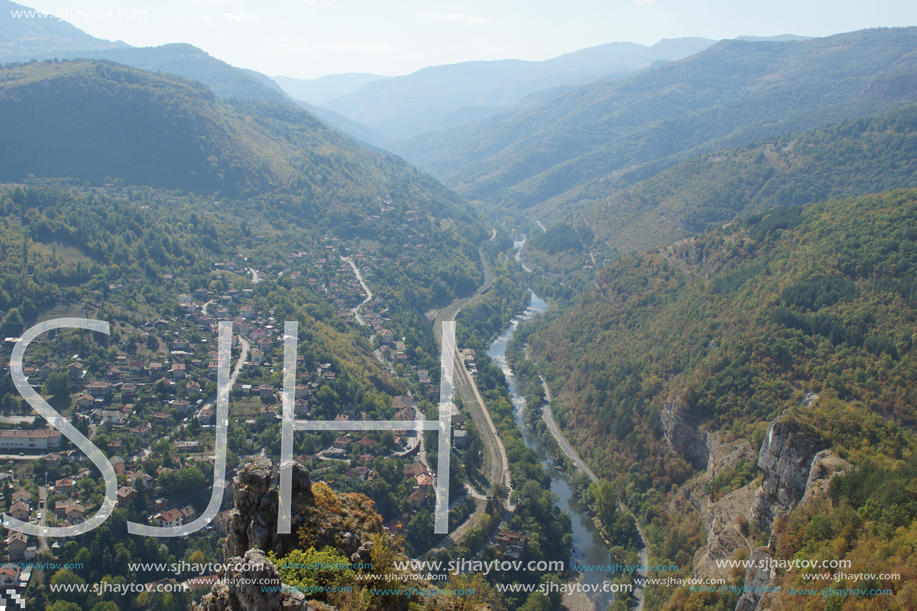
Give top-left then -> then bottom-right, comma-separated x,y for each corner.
192,456 -> 380,611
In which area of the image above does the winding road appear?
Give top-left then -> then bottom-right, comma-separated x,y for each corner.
538,375 -> 649,611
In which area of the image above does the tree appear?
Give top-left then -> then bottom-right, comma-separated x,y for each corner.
43,372 -> 71,403
590,479 -> 618,528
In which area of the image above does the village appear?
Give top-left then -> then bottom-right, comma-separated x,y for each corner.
0,209 -> 480,587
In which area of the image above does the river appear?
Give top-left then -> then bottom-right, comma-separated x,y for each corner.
487,290 -> 618,611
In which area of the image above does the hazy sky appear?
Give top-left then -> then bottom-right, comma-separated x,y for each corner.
21,0 -> 917,79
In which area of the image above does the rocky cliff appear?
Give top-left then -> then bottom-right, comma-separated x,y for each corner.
748,420 -> 823,529
192,456 -> 379,611
661,397 -> 710,470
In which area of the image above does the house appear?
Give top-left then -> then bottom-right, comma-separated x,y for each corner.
170,363 -> 186,379
392,395 -> 413,413
186,381 -> 202,396
86,381 -> 111,398
40,362 -> 58,378
130,424 -> 151,437
101,410 -> 123,425
54,502 -> 85,523
176,441 -> 199,452
496,530 -> 527,560
55,478 -> 75,495
151,411 -> 172,426
333,436 -> 352,450
0,566 -> 19,586
77,394 -> 94,409
409,488 -> 428,510
155,508 -> 184,528
168,399 -> 193,414
67,362 -> 84,380
120,384 -> 138,400
107,439 -> 122,453
11,490 -> 31,505
131,472 -> 155,491
453,429 -> 468,449
180,505 -> 197,523
214,509 -> 234,534
9,501 -> 29,521
6,533 -> 27,562
117,486 -> 138,507
111,456 -> 125,476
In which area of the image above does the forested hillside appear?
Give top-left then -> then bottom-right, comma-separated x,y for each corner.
523,102 -> 917,301
529,189 -> 917,609
396,27 -> 917,220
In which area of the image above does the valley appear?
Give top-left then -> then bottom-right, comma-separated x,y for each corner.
0,9 -> 916,611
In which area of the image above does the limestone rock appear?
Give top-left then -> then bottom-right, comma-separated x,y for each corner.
749,421 -> 823,528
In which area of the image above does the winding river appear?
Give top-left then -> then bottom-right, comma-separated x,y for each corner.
487,290 -> 618,611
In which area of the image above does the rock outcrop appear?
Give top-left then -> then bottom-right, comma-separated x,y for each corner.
661,397 -> 709,469
192,456 -> 383,611
689,434 -> 758,579
735,418 -> 827,611
193,548 -> 316,611
735,549 -> 776,611
748,420 -> 823,529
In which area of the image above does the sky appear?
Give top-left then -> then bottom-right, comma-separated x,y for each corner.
18,0 -> 917,79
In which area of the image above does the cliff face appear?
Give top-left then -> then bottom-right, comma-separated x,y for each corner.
734,417 -> 856,611
748,421 -> 823,529
192,456 -> 380,611
223,456 -> 378,562
687,434 -> 758,579
662,397 -> 709,470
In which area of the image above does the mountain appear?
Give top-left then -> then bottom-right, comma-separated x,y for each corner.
0,58 -> 471,212
0,2 -> 295,104
528,187 -> 917,608
272,73 -> 390,106
319,37 -> 715,139
395,27 -> 917,219
0,6 -> 397,151
0,0 -> 127,54
534,102 -> 917,265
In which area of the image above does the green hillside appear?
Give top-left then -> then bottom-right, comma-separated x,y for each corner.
529,189 -> 917,609
397,27 -> 917,219
580,102 -> 917,254
0,59 -> 466,208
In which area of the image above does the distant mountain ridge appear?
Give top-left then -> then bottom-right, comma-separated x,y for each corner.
272,73 -> 390,106
312,37 -> 716,139
393,27 -> 917,220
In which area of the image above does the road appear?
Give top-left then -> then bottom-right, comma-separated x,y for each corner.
340,256 -> 373,326
538,376 -> 649,611
38,486 -> 49,552
423,241 -> 513,558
